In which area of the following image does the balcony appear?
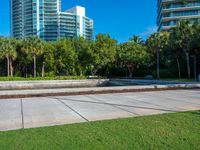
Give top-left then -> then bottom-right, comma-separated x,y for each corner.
162,6 -> 200,13
162,14 -> 200,22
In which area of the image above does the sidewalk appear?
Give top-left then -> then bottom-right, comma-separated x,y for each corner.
0,89 -> 200,131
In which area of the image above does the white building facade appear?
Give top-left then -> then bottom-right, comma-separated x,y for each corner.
11,0 -> 93,41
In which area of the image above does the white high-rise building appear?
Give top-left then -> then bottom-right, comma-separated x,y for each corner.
11,0 -> 94,41
59,6 -> 93,40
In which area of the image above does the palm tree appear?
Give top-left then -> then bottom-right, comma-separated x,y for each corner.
181,0 -> 188,5
21,36 -> 44,77
167,32 -> 184,79
191,23 -> 200,54
0,38 -> 10,76
146,32 -> 169,79
129,35 -> 144,44
171,20 -> 193,79
0,38 -> 4,75
8,38 -> 18,77
0,38 -> 17,77
190,23 -> 200,80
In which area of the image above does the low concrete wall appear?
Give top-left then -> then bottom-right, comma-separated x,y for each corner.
0,79 -> 199,91
0,79 -> 109,90
109,79 -> 196,86
199,75 -> 200,82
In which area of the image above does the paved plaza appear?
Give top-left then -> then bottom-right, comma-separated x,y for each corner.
0,89 -> 200,131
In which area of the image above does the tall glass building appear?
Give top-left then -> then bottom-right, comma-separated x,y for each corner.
10,0 -> 93,41
157,0 -> 200,31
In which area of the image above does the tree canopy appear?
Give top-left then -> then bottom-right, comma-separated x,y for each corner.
0,24 -> 200,79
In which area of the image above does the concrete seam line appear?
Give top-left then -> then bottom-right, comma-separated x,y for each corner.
20,99 -> 24,129
117,94 -> 176,111
85,95 -> 140,116
51,97 -> 177,113
55,98 -> 89,122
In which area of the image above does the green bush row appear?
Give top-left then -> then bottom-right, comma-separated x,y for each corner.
0,76 -> 89,81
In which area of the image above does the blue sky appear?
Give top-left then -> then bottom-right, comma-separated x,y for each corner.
0,0 -> 157,42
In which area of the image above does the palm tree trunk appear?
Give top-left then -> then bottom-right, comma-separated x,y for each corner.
25,67 -> 27,78
6,56 -> 10,77
186,52 -> 191,79
194,56 -> 197,81
33,55 -> 37,78
22,66 -> 25,77
176,58 -> 181,79
157,49 -> 160,79
42,62 -> 45,77
10,59 -> 13,77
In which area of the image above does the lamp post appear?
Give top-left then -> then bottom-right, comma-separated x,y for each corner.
191,55 -> 197,81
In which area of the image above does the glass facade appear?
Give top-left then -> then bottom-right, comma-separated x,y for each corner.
59,13 -> 79,38
11,0 -> 93,41
11,0 -> 23,38
157,0 -> 200,31
39,0 -> 60,41
83,17 -> 94,40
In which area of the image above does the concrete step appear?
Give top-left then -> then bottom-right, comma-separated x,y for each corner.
0,84 -> 200,99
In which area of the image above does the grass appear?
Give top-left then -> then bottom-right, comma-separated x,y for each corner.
0,111 -> 200,150
0,76 -> 88,81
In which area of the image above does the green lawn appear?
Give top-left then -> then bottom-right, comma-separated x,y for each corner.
0,111 -> 200,150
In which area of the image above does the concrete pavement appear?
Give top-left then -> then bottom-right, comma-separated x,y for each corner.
0,89 -> 200,131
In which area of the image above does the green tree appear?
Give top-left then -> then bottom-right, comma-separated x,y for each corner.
73,37 -> 93,75
190,23 -> 200,79
191,23 -> 200,56
54,39 -> 77,75
42,42 -> 56,77
15,40 -> 33,77
171,20 -> 193,79
118,41 -> 149,78
21,36 -> 44,77
0,38 -> 18,77
0,38 -> 4,76
89,34 -> 117,75
168,34 -> 183,79
146,32 -> 170,79
0,38 -> 3,75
